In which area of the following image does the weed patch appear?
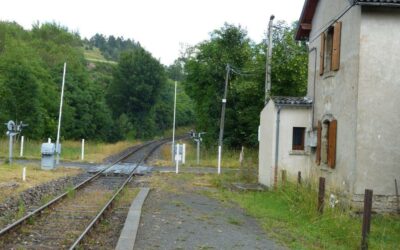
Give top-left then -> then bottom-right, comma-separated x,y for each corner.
206,173 -> 400,250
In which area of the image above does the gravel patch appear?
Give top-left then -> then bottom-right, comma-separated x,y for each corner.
0,172 -> 92,228
134,174 -> 285,250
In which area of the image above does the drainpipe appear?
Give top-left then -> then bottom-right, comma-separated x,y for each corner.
274,106 -> 281,189
309,47 -> 317,129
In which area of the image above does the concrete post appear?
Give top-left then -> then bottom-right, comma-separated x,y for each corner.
8,134 -> 13,164
20,136 -> 24,157
182,143 -> 186,164
81,139 -> 85,160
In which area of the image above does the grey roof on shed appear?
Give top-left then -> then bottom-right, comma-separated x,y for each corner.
355,0 -> 400,6
271,96 -> 313,107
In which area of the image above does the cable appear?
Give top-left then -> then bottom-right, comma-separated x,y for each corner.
229,66 -> 259,77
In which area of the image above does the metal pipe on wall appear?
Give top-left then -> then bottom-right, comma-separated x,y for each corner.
274,106 -> 281,188
309,47 -> 317,129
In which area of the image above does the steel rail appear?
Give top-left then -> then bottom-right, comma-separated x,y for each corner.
0,140 -> 155,237
69,139 -> 168,249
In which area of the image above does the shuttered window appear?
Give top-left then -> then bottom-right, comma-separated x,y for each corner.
316,121 -> 322,165
319,33 -> 325,76
331,22 -> 342,71
320,21 -> 342,75
316,119 -> 337,168
327,119 -> 337,168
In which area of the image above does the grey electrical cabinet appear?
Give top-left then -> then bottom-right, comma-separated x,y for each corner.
41,143 -> 55,170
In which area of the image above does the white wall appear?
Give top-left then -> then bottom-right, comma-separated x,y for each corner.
356,7 -> 400,195
278,108 -> 311,179
307,0 -> 362,195
259,103 -> 311,187
258,102 -> 275,186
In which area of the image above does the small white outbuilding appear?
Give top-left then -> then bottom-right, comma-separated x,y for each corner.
259,96 -> 312,187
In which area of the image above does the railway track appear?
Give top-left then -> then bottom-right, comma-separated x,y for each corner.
0,138 -> 169,249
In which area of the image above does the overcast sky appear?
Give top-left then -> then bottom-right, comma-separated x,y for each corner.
0,0 -> 304,65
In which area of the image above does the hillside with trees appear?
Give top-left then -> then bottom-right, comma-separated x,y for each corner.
0,20 -> 305,148
0,21 -> 194,142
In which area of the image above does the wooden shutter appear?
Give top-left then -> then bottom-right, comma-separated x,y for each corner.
328,119 -> 337,168
319,33 -> 325,75
316,121 -> 322,165
331,22 -> 342,71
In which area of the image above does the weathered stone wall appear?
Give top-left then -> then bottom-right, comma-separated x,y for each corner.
352,194 -> 400,214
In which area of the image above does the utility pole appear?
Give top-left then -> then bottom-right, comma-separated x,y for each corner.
265,15 -> 275,104
171,81 -> 177,164
56,62 -> 66,165
217,65 -> 230,175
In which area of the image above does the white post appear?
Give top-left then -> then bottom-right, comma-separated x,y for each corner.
48,138 -> 51,143
171,81 -> 177,163
20,136 -> 24,157
182,143 -> 186,164
81,139 -> 85,160
56,62 -> 67,164
22,167 -> 26,181
196,138 -> 200,165
8,134 -> 13,164
217,145 -> 222,174
175,144 -> 179,174
239,146 -> 244,165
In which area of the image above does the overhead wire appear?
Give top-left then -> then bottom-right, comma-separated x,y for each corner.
229,66 -> 260,77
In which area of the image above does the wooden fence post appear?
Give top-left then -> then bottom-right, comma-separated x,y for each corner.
361,189 -> 373,250
281,170 -> 287,187
318,177 -> 325,214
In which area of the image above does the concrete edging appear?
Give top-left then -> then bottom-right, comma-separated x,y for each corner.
115,187 -> 150,250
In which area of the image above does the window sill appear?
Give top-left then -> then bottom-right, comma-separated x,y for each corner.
322,71 -> 336,79
289,150 -> 309,156
320,165 -> 335,172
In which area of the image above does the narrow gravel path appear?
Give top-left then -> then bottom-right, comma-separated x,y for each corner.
134,174 -> 285,250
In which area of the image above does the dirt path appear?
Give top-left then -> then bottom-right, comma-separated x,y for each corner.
134,174 -> 285,250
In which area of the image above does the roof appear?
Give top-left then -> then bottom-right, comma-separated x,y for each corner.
356,0 -> 400,6
295,0 -> 400,40
295,0 -> 319,41
271,96 -> 313,107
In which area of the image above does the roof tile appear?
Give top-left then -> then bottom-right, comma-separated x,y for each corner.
271,96 -> 313,106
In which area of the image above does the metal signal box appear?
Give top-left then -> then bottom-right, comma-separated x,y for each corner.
41,143 -> 56,170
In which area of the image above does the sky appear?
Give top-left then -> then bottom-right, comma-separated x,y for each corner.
0,0 -> 304,65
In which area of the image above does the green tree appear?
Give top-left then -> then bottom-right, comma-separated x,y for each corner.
166,59 -> 185,82
270,21 -> 308,96
183,22 -> 308,147
107,48 -> 166,138
184,24 -> 253,147
154,79 -> 194,132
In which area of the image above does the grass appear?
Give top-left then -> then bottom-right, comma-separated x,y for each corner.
205,173 -> 400,250
227,216 -> 242,226
82,47 -> 117,64
137,133 -> 399,248
0,163 -> 82,203
66,184 -> 76,199
115,187 -> 140,204
16,199 -> 25,219
151,138 -> 258,175
0,138 -> 140,163
147,172 -> 400,250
